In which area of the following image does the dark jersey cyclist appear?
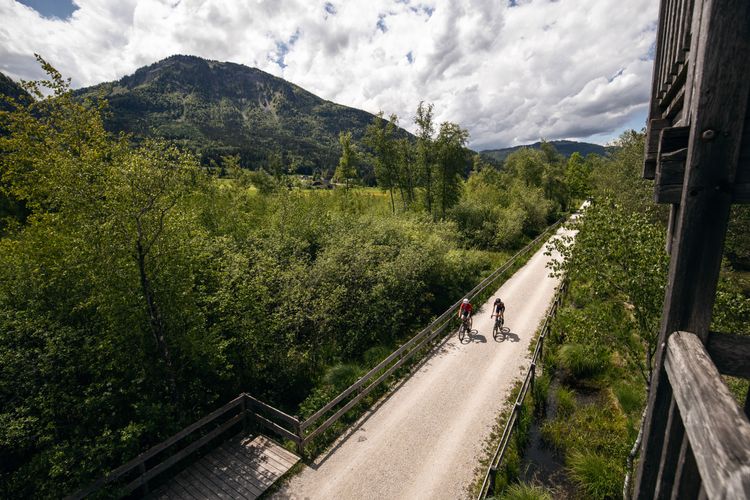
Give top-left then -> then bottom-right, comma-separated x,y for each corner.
491,298 -> 505,319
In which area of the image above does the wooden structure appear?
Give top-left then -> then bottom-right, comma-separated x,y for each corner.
636,0 -> 750,498
68,394 -> 301,499
152,435 -> 299,499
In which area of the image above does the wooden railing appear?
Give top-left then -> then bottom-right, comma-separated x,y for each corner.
297,218 -> 566,452
67,393 -> 300,499
475,279 -> 567,500
640,331 -> 750,499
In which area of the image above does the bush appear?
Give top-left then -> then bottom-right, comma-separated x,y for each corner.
568,451 -> 624,499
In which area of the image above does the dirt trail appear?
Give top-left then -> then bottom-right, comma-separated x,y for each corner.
275,225 -> 574,500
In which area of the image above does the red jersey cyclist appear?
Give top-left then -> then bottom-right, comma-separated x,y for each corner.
458,298 -> 473,326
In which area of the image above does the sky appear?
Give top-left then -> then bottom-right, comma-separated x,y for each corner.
2,0 -> 658,150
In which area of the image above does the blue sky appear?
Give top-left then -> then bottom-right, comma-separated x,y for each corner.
1,0 -> 658,150
16,0 -> 77,19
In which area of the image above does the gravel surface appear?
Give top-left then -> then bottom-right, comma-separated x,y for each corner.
274,225 -> 574,500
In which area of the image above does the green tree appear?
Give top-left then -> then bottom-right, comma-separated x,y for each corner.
396,138 -> 417,209
565,152 -> 593,202
364,112 -> 398,212
414,102 -> 435,215
334,131 -> 358,189
434,121 -> 469,219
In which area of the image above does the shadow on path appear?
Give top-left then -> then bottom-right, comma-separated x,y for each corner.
493,328 -> 520,343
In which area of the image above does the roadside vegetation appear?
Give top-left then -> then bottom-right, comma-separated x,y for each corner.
487,131 -> 750,499
0,61 -> 595,497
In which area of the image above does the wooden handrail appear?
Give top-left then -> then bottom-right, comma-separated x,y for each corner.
66,393 -> 246,499
67,393 -> 299,499
664,331 -> 750,499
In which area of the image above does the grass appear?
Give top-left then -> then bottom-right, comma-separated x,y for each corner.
495,482 -> 554,500
555,343 -> 609,380
567,451 -> 624,499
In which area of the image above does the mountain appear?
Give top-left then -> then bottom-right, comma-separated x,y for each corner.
480,140 -> 609,164
0,71 -> 33,112
75,55 -> 393,179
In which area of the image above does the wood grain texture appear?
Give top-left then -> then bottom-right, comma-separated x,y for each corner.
665,331 -> 750,499
151,434 -> 299,500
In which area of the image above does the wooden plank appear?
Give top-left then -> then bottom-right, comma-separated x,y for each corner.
198,452 -> 258,499
665,331 -> 750,499
171,472 -> 204,500
251,435 -> 299,462
216,444 -> 277,491
190,461 -> 237,499
233,439 -> 289,476
212,445 -> 271,494
654,399 -> 685,499
706,331 -> 750,378
240,436 -> 298,469
637,0 -> 750,496
177,466 -> 218,500
670,438 -> 702,500
209,446 -> 265,496
166,475 -> 197,500
645,118 -> 671,178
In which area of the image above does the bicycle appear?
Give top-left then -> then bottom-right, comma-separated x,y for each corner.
492,313 -> 505,340
458,315 -> 472,342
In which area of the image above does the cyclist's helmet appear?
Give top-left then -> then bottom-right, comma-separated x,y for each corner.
462,298 -> 469,304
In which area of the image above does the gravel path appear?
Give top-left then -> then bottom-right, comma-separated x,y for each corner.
274,225 -> 573,500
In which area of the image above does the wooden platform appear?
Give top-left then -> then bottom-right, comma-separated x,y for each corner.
152,435 -> 299,499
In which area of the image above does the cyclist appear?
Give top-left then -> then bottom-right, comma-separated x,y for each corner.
491,297 -> 505,322
459,298 -> 473,324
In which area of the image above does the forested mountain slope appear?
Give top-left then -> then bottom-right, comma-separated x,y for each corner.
481,140 -> 609,164
74,55 -> 400,179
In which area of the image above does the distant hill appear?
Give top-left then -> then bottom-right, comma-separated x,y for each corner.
74,55 -> 400,180
480,140 -> 609,164
0,72 -> 32,112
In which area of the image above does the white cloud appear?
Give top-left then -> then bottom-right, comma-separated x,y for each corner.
0,0 -> 658,149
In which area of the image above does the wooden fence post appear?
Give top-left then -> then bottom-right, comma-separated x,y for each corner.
294,417 -> 304,457
139,462 -> 148,496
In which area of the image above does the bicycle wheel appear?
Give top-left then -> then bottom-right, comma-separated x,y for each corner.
458,322 -> 466,341
493,322 -> 500,340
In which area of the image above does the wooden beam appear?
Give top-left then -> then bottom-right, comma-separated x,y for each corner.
645,118 -> 672,179
706,331 -> 750,379
665,331 -> 750,499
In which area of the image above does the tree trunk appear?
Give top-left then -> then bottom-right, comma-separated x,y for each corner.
136,233 -> 179,404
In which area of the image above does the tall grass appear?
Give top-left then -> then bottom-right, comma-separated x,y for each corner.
495,482 -> 554,500
568,451 -> 624,499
